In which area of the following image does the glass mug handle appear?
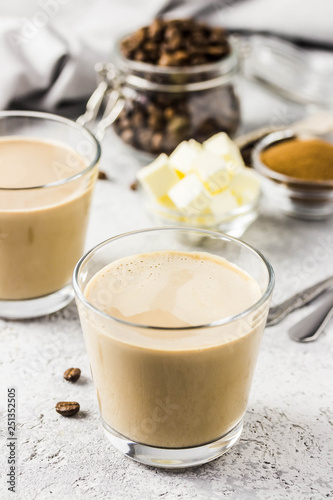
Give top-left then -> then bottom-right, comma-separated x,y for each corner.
77,62 -> 125,142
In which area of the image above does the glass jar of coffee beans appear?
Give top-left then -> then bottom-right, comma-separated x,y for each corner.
111,18 -> 241,158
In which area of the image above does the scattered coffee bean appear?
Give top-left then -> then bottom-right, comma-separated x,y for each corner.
55,401 -> 80,417
63,367 -> 81,383
130,180 -> 138,191
98,170 -> 108,180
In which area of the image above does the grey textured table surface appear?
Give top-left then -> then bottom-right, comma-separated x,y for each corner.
1,87 -> 333,500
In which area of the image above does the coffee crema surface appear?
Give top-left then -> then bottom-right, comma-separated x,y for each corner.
85,250 -> 261,327
81,250 -> 267,448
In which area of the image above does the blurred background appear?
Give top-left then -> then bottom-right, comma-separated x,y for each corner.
1,0 -> 332,131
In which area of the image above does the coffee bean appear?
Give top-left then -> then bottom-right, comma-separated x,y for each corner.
130,180 -> 138,191
190,32 -> 206,47
166,34 -> 183,51
206,45 -> 229,57
98,171 -> 108,180
63,367 -> 81,382
147,102 -> 159,114
55,401 -> 80,417
148,19 -> 164,40
164,107 -> 175,120
164,26 -> 182,49
133,50 -> 146,62
209,27 -> 227,44
117,117 -> 130,129
167,115 -> 190,137
158,53 -> 176,66
151,132 -> 163,152
137,129 -> 152,151
120,128 -> 134,145
190,55 -> 207,65
148,111 -> 163,132
132,110 -> 145,128
120,46 -> 133,60
121,28 -> 146,53
171,50 -> 188,65
156,94 -> 173,107
144,41 -> 158,53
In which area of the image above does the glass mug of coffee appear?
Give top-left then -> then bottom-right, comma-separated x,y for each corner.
74,227 -> 274,468
0,111 -> 100,319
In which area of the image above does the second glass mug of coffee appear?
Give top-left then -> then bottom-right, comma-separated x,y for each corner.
0,111 -> 101,319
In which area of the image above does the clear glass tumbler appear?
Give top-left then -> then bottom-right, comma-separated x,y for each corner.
0,111 -> 100,319
74,227 -> 274,468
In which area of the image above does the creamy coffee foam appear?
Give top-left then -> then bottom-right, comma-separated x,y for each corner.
85,250 -> 261,327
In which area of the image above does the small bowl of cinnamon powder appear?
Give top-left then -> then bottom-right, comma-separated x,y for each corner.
252,129 -> 333,220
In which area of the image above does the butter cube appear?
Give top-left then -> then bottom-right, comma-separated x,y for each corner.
209,189 -> 239,216
137,154 -> 178,199
229,169 -> 260,205
168,173 -> 211,214
157,194 -> 176,209
192,150 -> 231,194
169,140 -> 202,175
203,133 -> 244,169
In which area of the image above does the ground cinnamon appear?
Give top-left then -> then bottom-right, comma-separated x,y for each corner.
261,138 -> 333,181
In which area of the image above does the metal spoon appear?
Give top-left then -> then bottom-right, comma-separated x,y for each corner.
267,275 -> 333,327
288,291 -> 333,343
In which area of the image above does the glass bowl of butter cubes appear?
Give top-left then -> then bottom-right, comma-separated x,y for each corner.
137,132 -> 260,237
